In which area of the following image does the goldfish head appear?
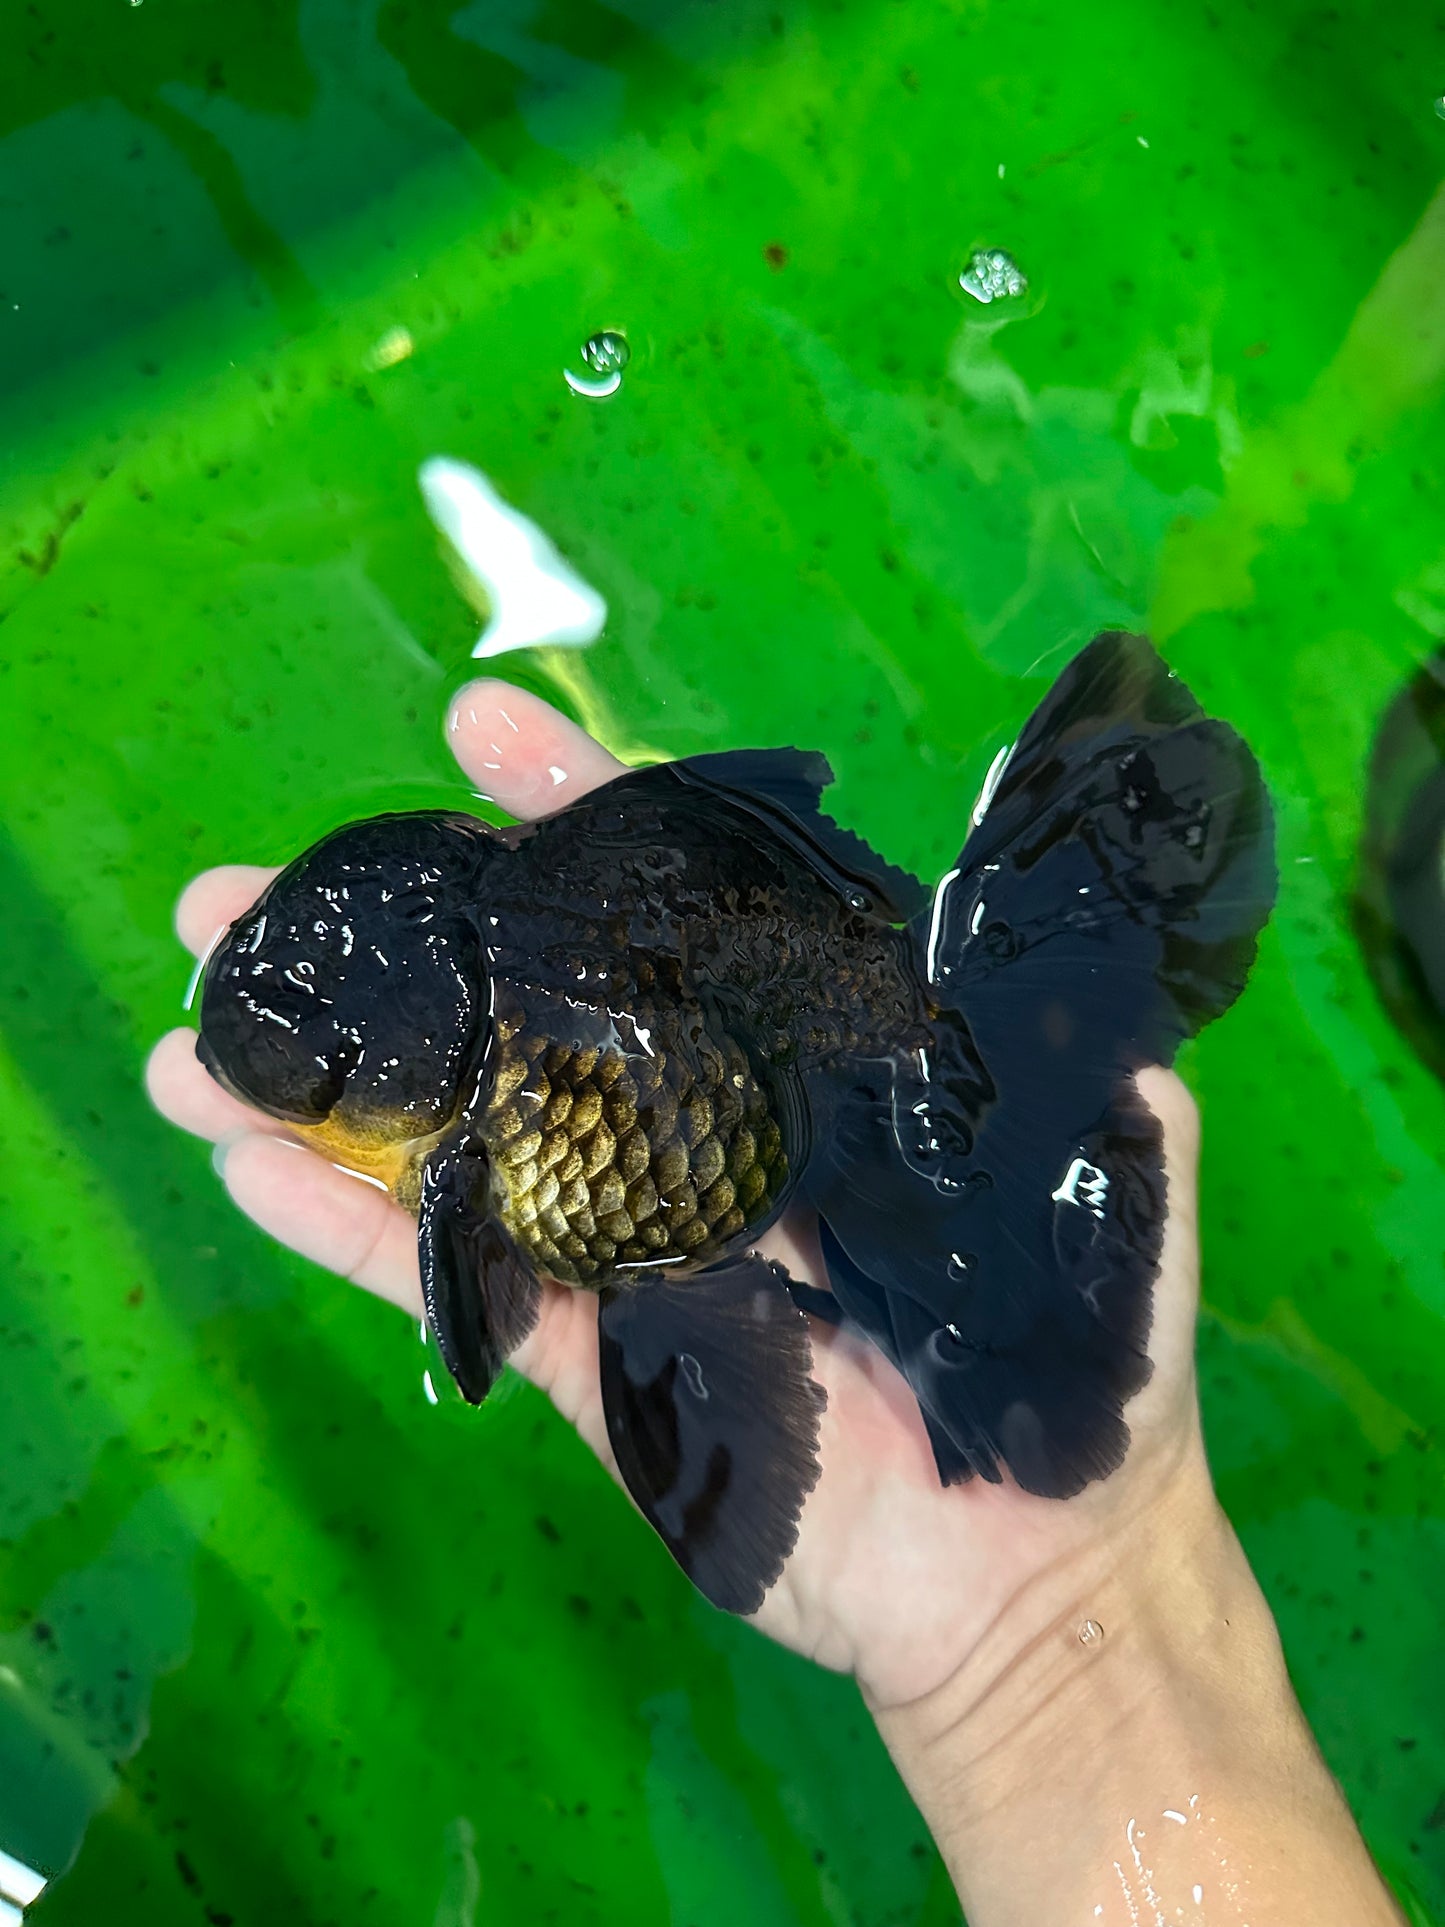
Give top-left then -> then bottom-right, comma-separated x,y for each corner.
198,813 -> 500,1190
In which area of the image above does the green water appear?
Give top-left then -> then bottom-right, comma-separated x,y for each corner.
2,0 -> 1443,1920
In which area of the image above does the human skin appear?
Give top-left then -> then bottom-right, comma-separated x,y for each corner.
146,679 -> 1405,1926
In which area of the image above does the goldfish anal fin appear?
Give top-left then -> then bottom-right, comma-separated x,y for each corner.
418,1129 -> 541,1404
598,1255 -> 826,1614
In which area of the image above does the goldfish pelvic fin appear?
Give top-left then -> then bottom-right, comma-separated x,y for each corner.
598,1255 -> 826,1615
674,748 -> 931,924
418,1129 -> 541,1404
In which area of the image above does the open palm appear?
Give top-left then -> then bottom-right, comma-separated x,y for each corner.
148,679 -> 1208,1712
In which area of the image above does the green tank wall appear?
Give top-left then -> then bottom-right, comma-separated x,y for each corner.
1,1 -> 1442,1920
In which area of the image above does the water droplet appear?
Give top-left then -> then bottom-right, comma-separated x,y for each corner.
1192,1884 -> 1204,1905
960,248 -> 1027,304
1436,97 -> 1445,121
679,1352 -> 709,1400
565,332 -> 630,396
844,888 -> 870,912
422,1370 -> 440,1406
1078,1618 -> 1104,1645
982,919 -> 1021,961
946,1251 -> 976,1281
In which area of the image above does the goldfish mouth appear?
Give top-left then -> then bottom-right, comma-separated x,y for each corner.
196,1029 -> 452,1208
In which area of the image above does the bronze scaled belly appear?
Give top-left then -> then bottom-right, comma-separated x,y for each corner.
479,996 -> 788,1286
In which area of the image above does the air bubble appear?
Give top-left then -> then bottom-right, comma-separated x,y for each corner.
1078,1618 -> 1105,1645
565,330 -> 630,399
960,248 -> 1027,305
946,1252 -> 977,1281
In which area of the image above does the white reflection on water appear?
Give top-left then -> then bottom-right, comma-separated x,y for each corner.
418,456 -> 607,660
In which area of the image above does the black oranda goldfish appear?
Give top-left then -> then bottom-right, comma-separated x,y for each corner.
198,634 -> 1275,1612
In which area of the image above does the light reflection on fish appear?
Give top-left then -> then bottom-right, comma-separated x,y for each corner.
197,635 -> 1275,1613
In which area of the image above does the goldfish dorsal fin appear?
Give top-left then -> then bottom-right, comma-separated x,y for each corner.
673,747 -> 930,924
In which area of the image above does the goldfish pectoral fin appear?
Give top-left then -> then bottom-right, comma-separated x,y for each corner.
597,1256 -> 827,1615
924,631 -> 1276,1066
418,1130 -> 540,1405
672,747 -> 932,923
813,1078 -> 1165,1499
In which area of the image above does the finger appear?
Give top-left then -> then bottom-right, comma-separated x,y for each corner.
446,679 -> 625,817
176,864 -> 280,958
146,1027 -> 295,1144
1134,1064 -> 1200,1171
1136,1063 -> 1200,1274
1131,1065 -> 1202,1398
217,1131 -> 424,1315
510,1284 -> 617,1473
219,1126 -> 621,1474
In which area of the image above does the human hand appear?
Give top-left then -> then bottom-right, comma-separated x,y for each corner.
147,680 -> 1212,1717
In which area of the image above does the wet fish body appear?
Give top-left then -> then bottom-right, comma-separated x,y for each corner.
199,634 -> 1275,1612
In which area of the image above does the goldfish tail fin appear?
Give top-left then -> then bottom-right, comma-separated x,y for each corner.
920,630 -> 1276,1065
807,634 -> 1274,1499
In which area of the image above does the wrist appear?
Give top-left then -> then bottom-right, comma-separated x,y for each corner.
873,1448 -> 1280,1907
872,1446 -> 1405,1927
